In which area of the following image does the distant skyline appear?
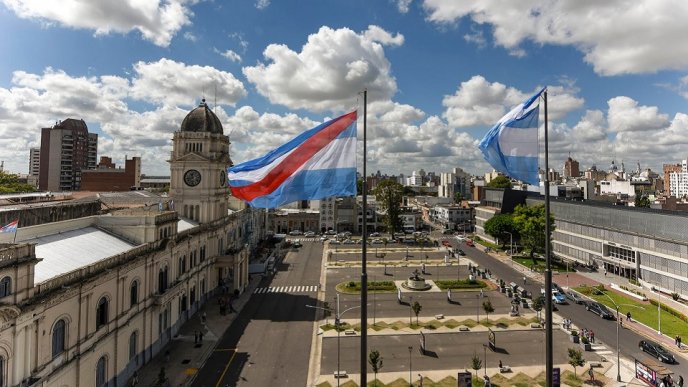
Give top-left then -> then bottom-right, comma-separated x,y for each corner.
1,1 -> 688,178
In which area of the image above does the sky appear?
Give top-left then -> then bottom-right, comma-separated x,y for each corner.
1,0 -> 688,179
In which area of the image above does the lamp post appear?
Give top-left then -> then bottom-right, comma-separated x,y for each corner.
476,293 -> 480,322
505,231 -> 513,267
409,296 -> 414,325
408,346 -> 413,387
483,344 -> 487,376
657,287 -> 662,336
306,293 -> 364,387
596,290 -> 621,382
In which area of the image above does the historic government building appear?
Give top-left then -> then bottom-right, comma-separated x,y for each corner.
0,100 -> 265,386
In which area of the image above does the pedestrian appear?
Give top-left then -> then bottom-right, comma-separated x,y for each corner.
590,330 -> 595,343
194,330 -> 198,344
679,335 -> 683,348
523,276 -> 527,285
627,311 -> 631,322
229,299 -> 237,313
199,331 -> 204,342
202,311 -> 207,324
676,335 -> 680,346
499,360 -> 503,369
588,366 -> 595,381
131,371 -> 139,386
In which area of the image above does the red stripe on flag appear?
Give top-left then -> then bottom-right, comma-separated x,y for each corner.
231,111 -> 356,202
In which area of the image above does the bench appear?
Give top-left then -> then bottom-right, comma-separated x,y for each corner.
435,314 -> 444,320
333,371 -> 348,378
459,327 -> 470,332
344,330 -> 356,335
530,323 -> 542,329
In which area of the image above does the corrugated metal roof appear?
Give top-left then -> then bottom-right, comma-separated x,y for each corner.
30,227 -> 136,284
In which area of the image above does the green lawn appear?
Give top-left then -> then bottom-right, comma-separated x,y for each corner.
574,285 -> 688,339
512,256 -> 575,273
335,280 -> 397,294
435,279 -> 488,290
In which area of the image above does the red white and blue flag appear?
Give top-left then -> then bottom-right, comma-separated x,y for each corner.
0,219 -> 18,233
228,111 -> 357,208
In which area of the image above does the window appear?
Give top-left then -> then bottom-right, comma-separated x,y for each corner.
130,281 -> 138,308
200,246 -> 206,261
0,277 -> 11,297
52,319 -> 66,358
129,331 -> 138,364
158,266 -> 168,294
0,357 -> 4,387
96,356 -> 107,387
96,297 -> 109,329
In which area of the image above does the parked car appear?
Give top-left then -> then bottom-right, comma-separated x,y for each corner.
639,340 -> 676,363
371,239 -> 383,244
457,249 -> 466,256
304,231 -> 315,237
552,283 -> 565,294
329,240 -> 340,245
552,291 -> 567,304
320,236 -> 328,242
289,230 -> 303,236
292,240 -> 302,248
585,302 -> 615,319
326,230 -> 337,235
343,239 -> 356,245
565,291 -> 584,304
370,232 -> 381,237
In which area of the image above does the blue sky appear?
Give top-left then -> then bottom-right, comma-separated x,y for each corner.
1,0 -> 688,179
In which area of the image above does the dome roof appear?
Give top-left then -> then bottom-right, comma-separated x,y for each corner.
180,99 -> 224,134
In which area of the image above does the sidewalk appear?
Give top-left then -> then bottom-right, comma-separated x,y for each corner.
130,275 -> 261,387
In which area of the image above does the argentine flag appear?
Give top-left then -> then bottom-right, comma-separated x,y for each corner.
228,111 -> 357,208
479,88 -> 544,185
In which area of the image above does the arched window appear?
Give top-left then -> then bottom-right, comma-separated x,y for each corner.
130,281 -> 138,308
129,331 -> 138,364
96,297 -> 109,329
158,266 -> 168,294
0,356 -> 5,387
95,356 -> 107,387
52,319 -> 66,358
0,277 -> 11,297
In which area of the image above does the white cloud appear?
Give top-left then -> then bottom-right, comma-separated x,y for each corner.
183,31 -> 197,42
220,49 -> 242,63
607,96 -> 669,133
242,25 -> 402,113
255,0 -> 269,10
421,0 -> 688,75
130,58 -> 246,107
397,0 -> 413,13
1,0 -> 197,47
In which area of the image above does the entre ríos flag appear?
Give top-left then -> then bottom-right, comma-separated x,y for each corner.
0,219 -> 18,233
228,111 -> 357,208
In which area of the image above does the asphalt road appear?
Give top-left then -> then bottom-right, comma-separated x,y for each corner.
191,241 -> 323,387
454,238 -> 688,378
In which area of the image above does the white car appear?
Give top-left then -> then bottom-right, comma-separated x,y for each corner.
289,230 -> 303,236
371,239 -> 383,244
320,236 -> 328,242
304,231 -> 316,237
329,240 -> 340,245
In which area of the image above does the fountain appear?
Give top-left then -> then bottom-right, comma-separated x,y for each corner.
404,269 -> 431,291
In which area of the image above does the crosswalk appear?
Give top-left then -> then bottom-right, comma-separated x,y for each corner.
254,285 -> 319,294
288,238 -> 320,242
591,343 -> 613,355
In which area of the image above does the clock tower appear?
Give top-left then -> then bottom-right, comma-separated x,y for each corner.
169,99 -> 232,223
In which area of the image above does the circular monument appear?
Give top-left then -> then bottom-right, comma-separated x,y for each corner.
403,269 -> 431,291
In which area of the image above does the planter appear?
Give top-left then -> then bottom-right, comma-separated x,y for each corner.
580,342 -> 591,351
570,335 -> 579,344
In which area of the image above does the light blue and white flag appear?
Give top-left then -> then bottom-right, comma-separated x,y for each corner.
478,88 -> 545,185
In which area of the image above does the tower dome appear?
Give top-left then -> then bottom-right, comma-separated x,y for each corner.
180,99 -> 224,134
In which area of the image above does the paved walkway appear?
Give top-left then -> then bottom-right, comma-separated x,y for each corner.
129,275 -> 261,387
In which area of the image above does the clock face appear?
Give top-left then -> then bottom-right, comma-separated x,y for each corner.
184,169 -> 201,187
220,170 -> 227,186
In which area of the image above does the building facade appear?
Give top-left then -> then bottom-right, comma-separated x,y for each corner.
563,156 -> 580,178
80,157 -> 141,192
29,148 -> 40,177
0,101 -> 265,387
39,119 -> 98,192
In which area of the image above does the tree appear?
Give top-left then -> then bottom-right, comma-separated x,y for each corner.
486,175 -> 511,189
470,351 -> 482,379
411,301 -> 422,325
512,204 -> 555,263
482,299 -> 495,322
483,214 -> 517,248
567,347 -> 585,376
368,349 -> 384,386
454,191 -> 464,203
533,296 -> 544,320
634,195 -> 651,208
0,170 -> 36,193
374,180 -> 404,233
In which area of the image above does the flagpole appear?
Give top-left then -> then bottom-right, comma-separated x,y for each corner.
360,89 -> 369,386
543,89 -> 554,387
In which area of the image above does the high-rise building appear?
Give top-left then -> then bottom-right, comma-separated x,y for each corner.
29,147 -> 40,176
668,159 -> 688,198
563,156 -> 580,178
439,167 -> 471,200
663,163 -> 682,195
39,119 -> 98,191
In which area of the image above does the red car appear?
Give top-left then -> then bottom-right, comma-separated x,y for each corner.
465,240 -> 474,247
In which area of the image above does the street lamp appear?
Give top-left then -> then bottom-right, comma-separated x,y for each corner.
595,290 -> 621,382
306,294 -> 364,387
408,346 -> 413,387
483,344 -> 487,376
476,293 -> 481,322
409,296 -> 414,325
657,287 -> 662,336
505,231 -> 513,267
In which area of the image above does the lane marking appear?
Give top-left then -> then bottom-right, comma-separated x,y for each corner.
214,349 -> 237,387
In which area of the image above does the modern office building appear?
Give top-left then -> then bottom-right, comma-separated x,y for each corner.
39,119 -> 98,191
0,100 -> 266,386
439,167 -> 471,200
29,148 -> 40,177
